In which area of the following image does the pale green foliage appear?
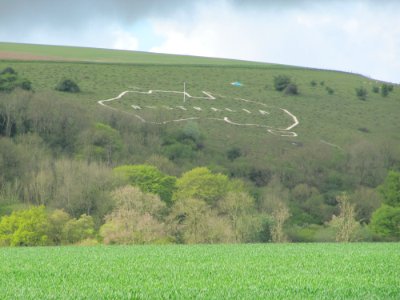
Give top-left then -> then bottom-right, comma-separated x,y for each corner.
47,209 -> 71,245
100,186 -> 166,244
174,167 -> 230,205
62,214 -> 95,244
168,198 -> 233,244
329,193 -> 360,242
0,206 -> 49,246
271,202 -> 291,243
219,191 -> 258,242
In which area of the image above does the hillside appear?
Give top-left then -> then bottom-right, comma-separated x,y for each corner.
0,42 -> 399,243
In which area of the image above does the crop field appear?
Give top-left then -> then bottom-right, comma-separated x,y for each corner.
0,243 -> 399,299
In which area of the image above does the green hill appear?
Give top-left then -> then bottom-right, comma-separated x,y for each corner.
1,42 -> 399,241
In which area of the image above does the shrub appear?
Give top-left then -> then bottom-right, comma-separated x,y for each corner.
326,87 -> 334,95
355,87 -> 367,100
284,83 -> 298,95
320,81 -> 325,86
0,67 -> 32,92
381,84 -> 389,97
55,79 -> 80,93
227,147 -> 242,161
273,75 -> 291,91
0,67 -> 17,75
310,80 -> 317,87
372,86 -> 379,93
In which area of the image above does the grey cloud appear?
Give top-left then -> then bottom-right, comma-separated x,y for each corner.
0,0 -> 202,32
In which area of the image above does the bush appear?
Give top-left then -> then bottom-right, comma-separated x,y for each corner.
326,87 -> 334,95
310,80 -> 317,87
284,83 -> 298,95
381,84 -> 389,97
227,147 -> 242,161
0,67 -> 32,92
372,86 -> 379,93
273,75 -> 291,91
0,67 -> 17,75
55,79 -> 80,93
355,87 -> 367,100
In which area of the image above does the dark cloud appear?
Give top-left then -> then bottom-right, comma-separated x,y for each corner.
0,0 -> 202,32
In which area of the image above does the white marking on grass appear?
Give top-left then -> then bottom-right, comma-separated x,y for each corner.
194,107 -> 202,111
242,109 -> 251,114
320,139 -> 343,150
97,86 -> 300,137
132,105 -> 142,110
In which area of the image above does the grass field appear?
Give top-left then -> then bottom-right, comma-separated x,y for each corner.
0,243 -> 399,299
0,56 -> 398,161
0,42 -> 271,66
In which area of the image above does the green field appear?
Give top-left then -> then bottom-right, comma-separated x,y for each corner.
0,42 -> 270,66
0,57 -> 398,162
0,243 -> 399,299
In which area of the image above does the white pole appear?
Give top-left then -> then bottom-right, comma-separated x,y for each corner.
183,82 -> 186,103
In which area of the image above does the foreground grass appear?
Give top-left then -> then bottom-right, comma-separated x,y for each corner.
1,243 -> 399,299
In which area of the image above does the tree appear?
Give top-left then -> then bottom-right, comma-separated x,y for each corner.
47,209 -> 71,245
270,202 -> 290,243
114,164 -> 177,205
55,79 -> 80,93
168,198 -> 233,244
0,206 -> 49,246
329,193 -> 360,242
218,191 -> 256,242
79,122 -> 123,165
173,167 -> 230,205
100,186 -> 166,244
62,214 -> 95,244
370,205 -> 400,240
379,171 -> 400,207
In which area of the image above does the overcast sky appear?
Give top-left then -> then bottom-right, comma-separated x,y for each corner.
0,0 -> 399,83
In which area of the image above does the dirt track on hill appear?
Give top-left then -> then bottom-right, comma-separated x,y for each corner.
0,51 -> 72,61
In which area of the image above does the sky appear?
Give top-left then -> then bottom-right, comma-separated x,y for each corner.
0,0 -> 399,83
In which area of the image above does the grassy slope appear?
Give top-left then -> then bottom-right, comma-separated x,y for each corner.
0,42 -> 270,66
0,244 -> 399,299
0,43 -> 399,164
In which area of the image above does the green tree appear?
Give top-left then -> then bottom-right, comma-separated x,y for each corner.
80,123 -> 123,166
62,214 -> 95,244
379,171 -> 400,207
0,206 -> 49,246
47,209 -> 71,245
114,164 -> 177,205
370,205 -> 400,240
174,167 -> 230,205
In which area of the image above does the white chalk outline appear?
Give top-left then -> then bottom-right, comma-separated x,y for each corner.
98,87 -> 299,137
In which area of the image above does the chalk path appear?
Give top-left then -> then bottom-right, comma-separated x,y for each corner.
98,88 -> 299,137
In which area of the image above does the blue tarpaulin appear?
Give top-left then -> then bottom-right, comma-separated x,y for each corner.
231,81 -> 243,87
